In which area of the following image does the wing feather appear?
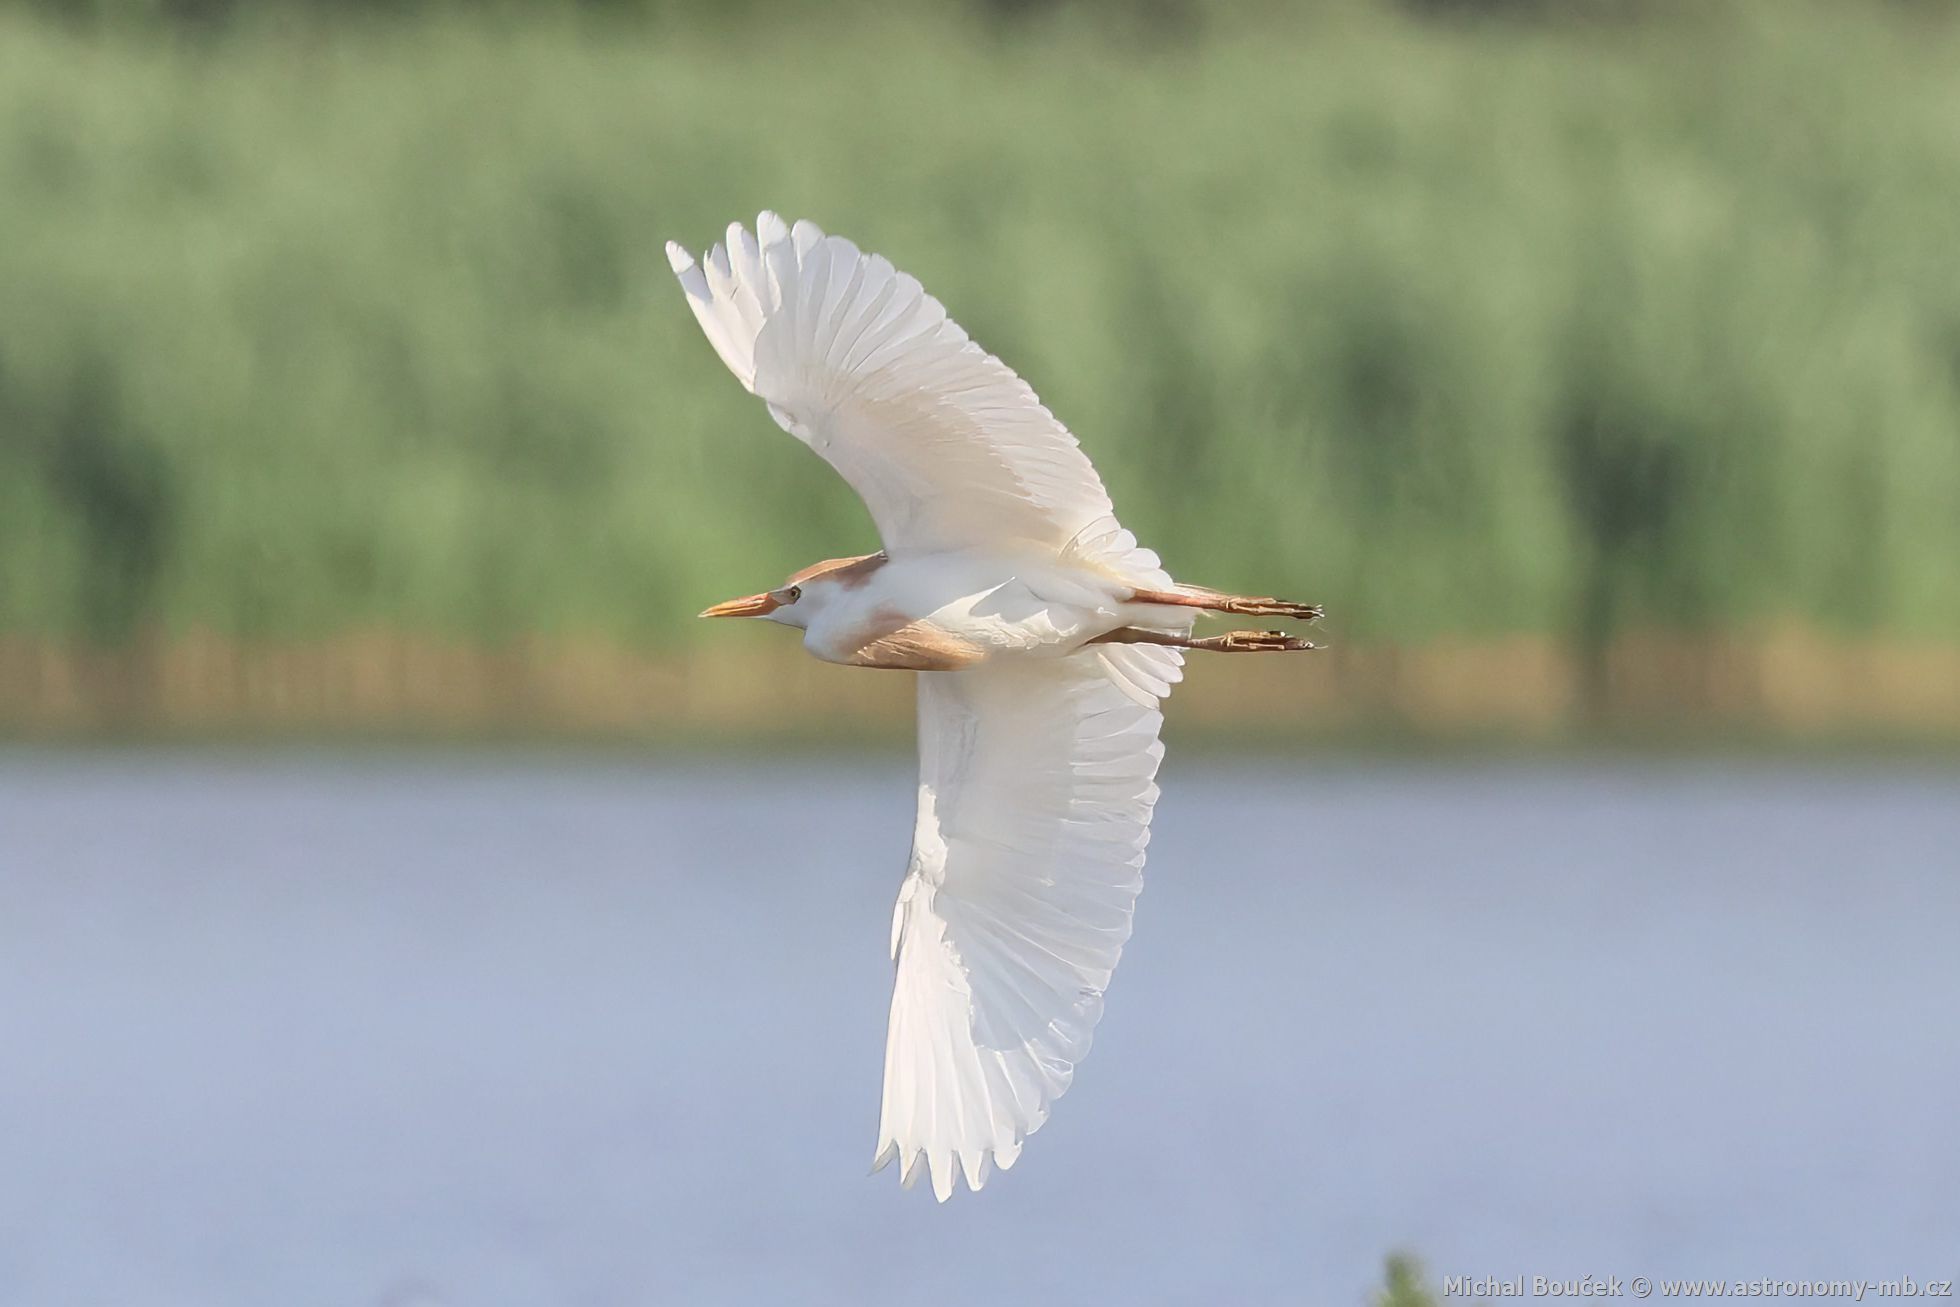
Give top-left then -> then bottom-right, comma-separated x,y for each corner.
667,213 -> 1118,555
872,655 -> 1168,1200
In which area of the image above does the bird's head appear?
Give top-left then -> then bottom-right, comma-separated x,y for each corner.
698,579 -> 811,629
698,551 -> 887,632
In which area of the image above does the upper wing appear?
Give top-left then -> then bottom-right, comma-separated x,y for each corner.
666,212 -> 1117,555
873,652 -> 1175,1200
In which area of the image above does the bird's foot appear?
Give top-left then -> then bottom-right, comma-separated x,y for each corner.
1191,629 -> 1318,653
1221,597 -> 1324,622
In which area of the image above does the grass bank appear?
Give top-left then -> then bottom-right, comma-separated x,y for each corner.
6,628 -> 1956,748
2,3 -> 1957,737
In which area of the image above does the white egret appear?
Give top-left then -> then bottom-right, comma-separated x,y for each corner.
668,214 -> 1320,1201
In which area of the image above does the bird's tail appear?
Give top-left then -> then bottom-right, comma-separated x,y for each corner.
1059,515 -> 1172,590
1060,516 -> 1184,706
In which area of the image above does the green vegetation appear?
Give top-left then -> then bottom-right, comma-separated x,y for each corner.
2,2 -> 1957,662
1376,1253 -> 1442,1307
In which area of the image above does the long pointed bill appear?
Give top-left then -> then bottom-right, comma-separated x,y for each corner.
699,591 -> 781,619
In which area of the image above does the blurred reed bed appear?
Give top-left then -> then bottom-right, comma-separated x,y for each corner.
1,1 -> 1957,738
4,626 -> 1956,745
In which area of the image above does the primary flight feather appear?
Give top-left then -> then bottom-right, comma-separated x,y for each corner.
668,213 -> 1320,1201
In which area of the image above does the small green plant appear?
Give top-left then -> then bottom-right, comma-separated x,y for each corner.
1376,1252 -> 1443,1307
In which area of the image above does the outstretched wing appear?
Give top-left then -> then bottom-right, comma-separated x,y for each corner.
666,212 -> 1117,555
873,653 -> 1171,1200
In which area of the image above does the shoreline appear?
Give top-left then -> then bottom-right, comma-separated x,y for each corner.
3,627 -> 1957,749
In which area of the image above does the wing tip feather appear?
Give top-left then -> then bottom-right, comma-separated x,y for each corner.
874,1138 -> 1025,1203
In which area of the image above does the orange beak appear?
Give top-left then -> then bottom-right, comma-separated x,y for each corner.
698,591 -> 782,619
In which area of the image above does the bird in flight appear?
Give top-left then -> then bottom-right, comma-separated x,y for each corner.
668,213 -> 1321,1201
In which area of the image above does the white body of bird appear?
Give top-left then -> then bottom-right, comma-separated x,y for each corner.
669,213 -> 1319,1201
786,549 -> 1197,669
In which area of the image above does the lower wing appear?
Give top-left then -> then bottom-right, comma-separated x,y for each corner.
873,650 -> 1177,1200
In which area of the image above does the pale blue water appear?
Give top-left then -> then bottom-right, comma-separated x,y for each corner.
0,751 -> 1954,1306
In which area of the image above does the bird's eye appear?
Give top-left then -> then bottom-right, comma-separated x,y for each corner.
783,585 -> 802,603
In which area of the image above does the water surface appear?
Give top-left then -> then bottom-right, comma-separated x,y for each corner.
1,752 -> 1954,1305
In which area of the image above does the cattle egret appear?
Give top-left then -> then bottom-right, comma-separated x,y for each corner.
668,213 -> 1321,1201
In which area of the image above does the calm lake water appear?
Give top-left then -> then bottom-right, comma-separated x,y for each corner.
1,750 -> 1955,1306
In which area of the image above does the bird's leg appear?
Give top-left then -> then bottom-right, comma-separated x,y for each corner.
1189,629 -> 1318,653
1091,627 -> 1316,653
1129,586 -> 1324,623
